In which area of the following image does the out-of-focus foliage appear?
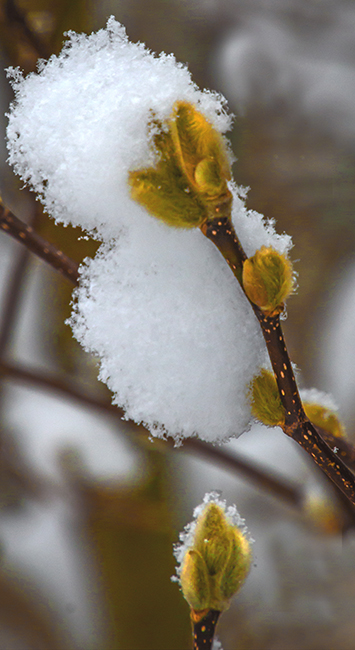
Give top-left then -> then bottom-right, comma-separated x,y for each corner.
61,447 -> 191,650
0,568 -> 72,649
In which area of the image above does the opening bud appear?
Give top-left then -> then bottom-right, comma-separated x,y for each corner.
242,246 -> 294,316
177,498 -> 251,614
129,101 -> 232,228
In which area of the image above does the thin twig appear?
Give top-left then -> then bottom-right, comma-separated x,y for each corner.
184,438 -> 303,507
202,216 -> 355,506
192,609 -> 220,650
0,200 -> 80,283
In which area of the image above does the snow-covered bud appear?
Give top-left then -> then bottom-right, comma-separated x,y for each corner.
174,493 -> 251,614
249,368 -> 285,428
242,246 -> 294,316
129,101 -> 232,228
303,402 -> 346,439
299,388 -> 346,440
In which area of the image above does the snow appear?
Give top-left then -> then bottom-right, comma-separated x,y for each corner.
6,17 -> 292,443
299,388 -> 340,414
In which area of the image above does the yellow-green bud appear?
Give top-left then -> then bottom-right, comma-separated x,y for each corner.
242,246 -> 294,316
303,402 -> 346,439
249,368 -> 285,428
128,101 -> 232,228
179,501 -> 251,613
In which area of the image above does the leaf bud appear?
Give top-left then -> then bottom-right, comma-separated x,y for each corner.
242,246 -> 294,316
178,500 -> 251,613
128,101 -> 232,228
249,368 -> 285,428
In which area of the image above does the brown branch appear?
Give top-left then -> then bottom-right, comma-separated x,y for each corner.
316,427 -> 355,473
202,216 -> 355,506
0,200 -> 79,283
184,438 -> 302,507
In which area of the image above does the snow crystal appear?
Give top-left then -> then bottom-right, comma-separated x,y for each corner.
6,18 -> 293,442
212,638 -> 223,650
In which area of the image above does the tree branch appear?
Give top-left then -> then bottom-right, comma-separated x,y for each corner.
202,216 -> 355,506
192,609 -> 220,650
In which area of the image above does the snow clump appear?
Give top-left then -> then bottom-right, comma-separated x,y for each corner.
6,18 -> 292,443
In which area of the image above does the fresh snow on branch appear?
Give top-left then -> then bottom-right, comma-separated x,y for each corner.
6,18 -> 292,443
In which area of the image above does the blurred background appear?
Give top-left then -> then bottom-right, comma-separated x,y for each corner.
1,0 -> 355,648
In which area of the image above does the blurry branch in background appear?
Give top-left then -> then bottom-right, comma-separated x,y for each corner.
0,200 -> 68,505
0,337 -> 304,510
0,196 -> 73,642
2,198 -> 355,526
0,199 -> 80,283
0,0 -> 92,73
0,205 -> 38,357
4,0 -> 51,60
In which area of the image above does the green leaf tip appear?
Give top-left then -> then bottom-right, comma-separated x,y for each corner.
178,497 -> 252,613
242,246 -> 294,315
249,368 -> 286,428
128,101 -> 233,228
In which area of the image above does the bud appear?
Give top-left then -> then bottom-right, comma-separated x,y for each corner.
242,246 -> 294,316
249,368 -> 285,428
129,101 -> 232,228
175,495 -> 252,614
303,402 -> 346,439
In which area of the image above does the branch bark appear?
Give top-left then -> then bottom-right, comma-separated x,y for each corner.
202,216 -> 355,506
